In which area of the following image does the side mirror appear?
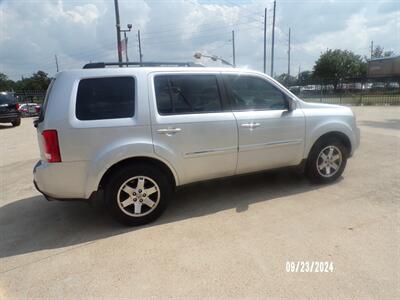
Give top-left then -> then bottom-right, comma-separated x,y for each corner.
286,97 -> 296,111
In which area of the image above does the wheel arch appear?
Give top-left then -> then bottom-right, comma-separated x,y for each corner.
98,156 -> 178,192
307,131 -> 352,159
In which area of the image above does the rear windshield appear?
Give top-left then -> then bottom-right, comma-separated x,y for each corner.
0,92 -> 16,105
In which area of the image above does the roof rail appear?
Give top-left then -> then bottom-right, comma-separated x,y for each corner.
83,61 -> 205,69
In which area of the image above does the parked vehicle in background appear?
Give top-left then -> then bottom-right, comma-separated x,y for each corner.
33,64 -> 360,226
0,92 -> 21,126
19,103 -> 41,117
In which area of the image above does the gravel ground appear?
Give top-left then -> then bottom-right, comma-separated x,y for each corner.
0,106 -> 399,299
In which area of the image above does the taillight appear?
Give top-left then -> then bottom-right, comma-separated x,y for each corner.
15,103 -> 20,110
42,130 -> 61,163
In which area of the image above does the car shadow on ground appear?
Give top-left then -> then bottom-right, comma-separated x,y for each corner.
0,170 -> 338,259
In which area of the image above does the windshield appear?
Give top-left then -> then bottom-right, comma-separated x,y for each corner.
0,92 -> 16,105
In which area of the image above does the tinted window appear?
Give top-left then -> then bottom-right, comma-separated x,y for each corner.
154,75 -> 222,114
76,77 -> 135,120
0,92 -> 16,105
225,75 -> 287,110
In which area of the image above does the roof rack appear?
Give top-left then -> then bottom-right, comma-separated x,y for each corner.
83,61 -> 205,69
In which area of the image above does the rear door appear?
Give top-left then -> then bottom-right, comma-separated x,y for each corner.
149,72 -> 238,185
223,73 -> 305,174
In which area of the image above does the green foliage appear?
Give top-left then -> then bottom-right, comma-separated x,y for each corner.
372,45 -> 395,59
313,49 -> 367,88
297,71 -> 312,86
0,73 -> 15,91
275,73 -> 297,87
0,71 -> 51,92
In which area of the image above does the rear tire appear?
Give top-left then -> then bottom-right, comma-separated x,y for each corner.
306,137 -> 348,183
105,163 -> 172,226
12,118 -> 21,127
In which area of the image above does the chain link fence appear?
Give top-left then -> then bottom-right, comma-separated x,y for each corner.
287,76 -> 400,106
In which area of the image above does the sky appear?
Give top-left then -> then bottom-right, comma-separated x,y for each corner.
0,0 -> 399,80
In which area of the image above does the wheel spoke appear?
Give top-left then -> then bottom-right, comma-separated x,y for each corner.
136,178 -> 145,191
122,184 -> 135,195
134,202 -> 142,214
328,147 -> 334,158
325,165 -> 331,175
319,162 -> 327,170
121,197 -> 134,208
332,154 -> 340,161
143,197 -> 155,208
331,162 -> 339,170
144,186 -> 157,196
320,153 -> 328,160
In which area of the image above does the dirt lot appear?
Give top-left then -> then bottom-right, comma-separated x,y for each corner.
0,107 -> 399,299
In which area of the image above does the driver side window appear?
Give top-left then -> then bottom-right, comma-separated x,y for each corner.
224,75 -> 287,111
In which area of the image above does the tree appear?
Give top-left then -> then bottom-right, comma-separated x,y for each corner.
275,73 -> 297,87
372,45 -> 395,59
297,71 -> 312,86
13,71 -> 51,91
313,49 -> 366,90
0,73 -> 15,91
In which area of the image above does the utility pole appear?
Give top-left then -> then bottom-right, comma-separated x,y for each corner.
54,54 -> 59,72
263,8 -> 267,73
288,27 -> 291,76
232,30 -> 236,67
370,40 -> 374,59
138,30 -> 143,65
270,0 -> 276,77
113,0 -> 123,66
120,24 -> 132,67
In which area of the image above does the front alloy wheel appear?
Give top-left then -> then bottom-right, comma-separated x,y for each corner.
316,145 -> 343,178
306,138 -> 348,183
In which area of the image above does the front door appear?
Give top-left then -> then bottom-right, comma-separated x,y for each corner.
223,74 -> 305,174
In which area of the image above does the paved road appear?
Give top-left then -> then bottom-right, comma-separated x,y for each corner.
0,107 -> 399,299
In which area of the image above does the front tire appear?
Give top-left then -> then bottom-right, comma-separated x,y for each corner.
306,138 -> 348,183
105,164 -> 172,226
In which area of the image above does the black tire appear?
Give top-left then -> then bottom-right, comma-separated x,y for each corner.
306,137 -> 348,183
105,163 -> 173,226
11,118 -> 21,127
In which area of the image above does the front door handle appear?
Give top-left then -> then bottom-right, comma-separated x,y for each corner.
156,127 -> 182,135
241,122 -> 261,129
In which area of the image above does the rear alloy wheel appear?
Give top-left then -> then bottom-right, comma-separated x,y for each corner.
117,176 -> 161,217
306,138 -> 348,183
105,164 -> 172,226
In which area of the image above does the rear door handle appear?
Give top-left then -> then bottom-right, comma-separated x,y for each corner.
156,127 -> 182,135
241,122 -> 260,129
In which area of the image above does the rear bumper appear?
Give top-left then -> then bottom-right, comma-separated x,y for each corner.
33,160 -> 90,199
0,112 -> 20,123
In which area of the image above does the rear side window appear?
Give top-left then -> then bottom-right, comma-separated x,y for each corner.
76,77 -> 135,120
154,75 -> 222,115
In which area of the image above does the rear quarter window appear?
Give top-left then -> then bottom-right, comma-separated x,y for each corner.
76,77 -> 135,121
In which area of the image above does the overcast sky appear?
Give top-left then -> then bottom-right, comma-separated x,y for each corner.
0,0 -> 399,80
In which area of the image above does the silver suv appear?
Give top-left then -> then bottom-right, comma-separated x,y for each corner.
33,64 -> 360,225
